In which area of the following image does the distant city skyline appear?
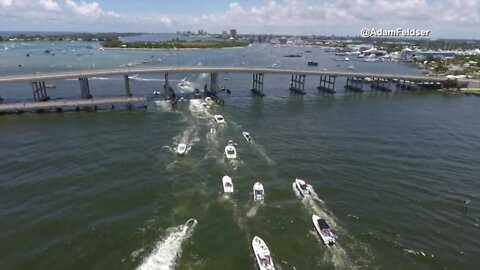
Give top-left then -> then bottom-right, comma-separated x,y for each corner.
0,0 -> 479,39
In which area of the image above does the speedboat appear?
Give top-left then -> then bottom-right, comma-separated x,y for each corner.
209,127 -> 216,135
205,97 -> 213,103
222,175 -> 234,193
294,178 -> 312,198
312,215 -> 336,246
183,218 -> 198,234
253,182 -> 264,202
347,64 -> 355,70
177,143 -> 187,156
214,114 -> 225,124
153,90 -> 161,95
242,131 -> 252,142
252,236 -> 275,270
225,143 -> 237,159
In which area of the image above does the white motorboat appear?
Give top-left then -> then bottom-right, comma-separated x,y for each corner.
312,215 -> 336,246
253,182 -> 265,202
205,97 -> 213,103
294,178 -> 312,198
177,143 -> 187,156
214,114 -> 225,124
252,236 -> 275,270
153,90 -> 161,95
183,218 -> 198,234
222,175 -> 234,193
225,143 -> 237,159
347,64 -> 355,70
209,127 -> 216,135
242,131 -> 252,142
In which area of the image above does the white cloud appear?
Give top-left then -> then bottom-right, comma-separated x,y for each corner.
0,0 -> 478,38
64,0 -> 120,18
0,0 -> 13,7
39,0 -> 61,12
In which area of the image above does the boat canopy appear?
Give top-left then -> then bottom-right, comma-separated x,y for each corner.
317,219 -> 330,230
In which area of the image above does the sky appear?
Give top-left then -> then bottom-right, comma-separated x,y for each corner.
0,0 -> 479,39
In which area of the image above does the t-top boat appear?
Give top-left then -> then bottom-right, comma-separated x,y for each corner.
224,140 -> 237,159
253,182 -> 265,202
214,114 -> 225,124
312,215 -> 336,246
177,143 -> 187,156
222,175 -> 234,193
242,131 -> 252,142
252,236 -> 275,270
294,178 -> 312,198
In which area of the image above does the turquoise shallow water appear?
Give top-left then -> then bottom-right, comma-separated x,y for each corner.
0,41 -> 479,270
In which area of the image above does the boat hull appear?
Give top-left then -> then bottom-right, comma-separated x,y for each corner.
252,236 -> 275,270
222,176 -> 234,193
312,215 -> 336,246
253,182 -> 265,202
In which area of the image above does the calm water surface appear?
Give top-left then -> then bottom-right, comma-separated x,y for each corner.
0,41 -> 479,270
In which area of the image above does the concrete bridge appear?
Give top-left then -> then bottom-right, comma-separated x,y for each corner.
0,66 -> 465,113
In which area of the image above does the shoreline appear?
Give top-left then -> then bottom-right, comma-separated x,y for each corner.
101,46 -> 247,51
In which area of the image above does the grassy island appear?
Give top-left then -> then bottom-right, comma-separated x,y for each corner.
102,39 -> 248,49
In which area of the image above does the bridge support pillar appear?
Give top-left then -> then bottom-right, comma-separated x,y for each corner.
163,73 -> 175,100
251,73 -> 265,96
124,75 -> 132,97
210,73 -> 218,93
345,77 -> 364,92
78,78 -> 92,99
289,74 -> 306,95
370,77 -> 391,92
318,75 -> 336,94
32,81 -> 50,101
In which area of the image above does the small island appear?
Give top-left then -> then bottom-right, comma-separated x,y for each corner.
102,39 -> 248,49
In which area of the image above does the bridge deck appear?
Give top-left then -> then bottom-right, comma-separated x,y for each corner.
0,96 -> 146,112
0,66 -> 453,84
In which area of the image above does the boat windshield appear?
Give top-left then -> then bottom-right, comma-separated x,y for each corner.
227,149 -> 235,155
225,182 -> 232,187
255,190 -> 263,195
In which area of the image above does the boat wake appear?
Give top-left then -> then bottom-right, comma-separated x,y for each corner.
291,183 -> 324,204
252,143 -> 276,165
307,230 -> 356,270
173,125 -> 200,154
136,219 -> 198,270
246,203 -> 262,218
294,185 -> 372,268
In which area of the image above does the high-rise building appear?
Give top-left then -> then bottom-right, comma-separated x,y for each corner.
230,29 -> 237,40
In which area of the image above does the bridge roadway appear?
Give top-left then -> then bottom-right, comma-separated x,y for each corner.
0,96 -> 146,112
0,66 -> 453,84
